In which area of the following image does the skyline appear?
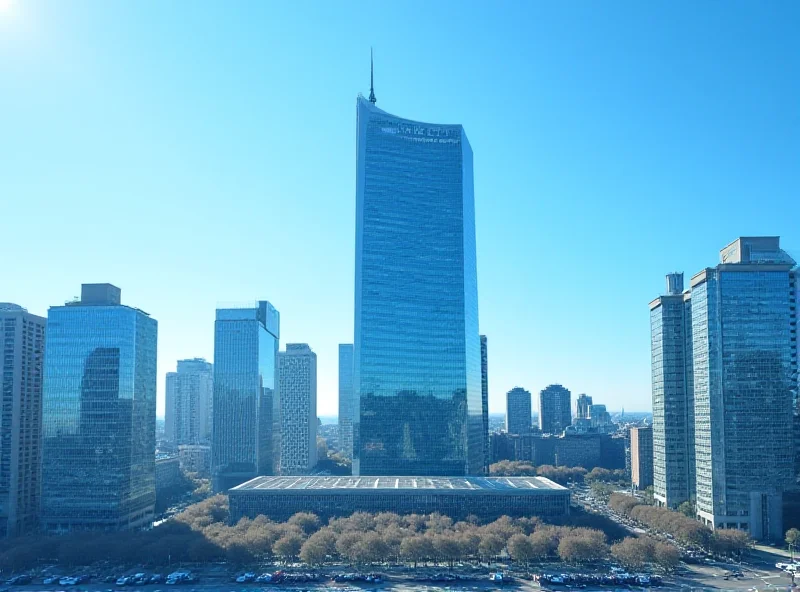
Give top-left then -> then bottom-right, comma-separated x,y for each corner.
3,1 -> 799,417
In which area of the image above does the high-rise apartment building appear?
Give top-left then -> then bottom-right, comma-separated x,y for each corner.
576,394 -> 592,420
480,335 -> 489,474
649,272 -> 695,508
41,284 -> 157,532
338,344 -> 354,459
505,387 -> 531,436
0,304 -> 45,537
212,301 -> 279,491
539,384 -> 571,435
630,426 -> 654,490
690,237 -> 796,540
353,92 -> 483,475
165,358 -> 213,445
278,344 -> 317,474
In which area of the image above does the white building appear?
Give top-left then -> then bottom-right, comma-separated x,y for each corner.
165,358 -> 213,445
278,344 -> 317,473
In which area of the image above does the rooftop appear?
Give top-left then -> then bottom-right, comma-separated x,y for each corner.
231,475 -> 567,493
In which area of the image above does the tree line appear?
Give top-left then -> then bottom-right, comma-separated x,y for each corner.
608,493 -> 751,557
0,494 -> 678,572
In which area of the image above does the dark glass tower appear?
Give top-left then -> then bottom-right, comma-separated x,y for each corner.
353,95 -> 482,476
212,301 -> 279,491
41,284 -> 157,532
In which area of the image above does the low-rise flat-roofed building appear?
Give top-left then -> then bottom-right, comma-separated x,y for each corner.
229,476 -> 570,522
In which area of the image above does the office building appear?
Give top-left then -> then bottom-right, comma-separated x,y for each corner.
0,304 -> 45,537
155,455 -> 181,495
277,344 -> 317,474
506,387 -> 532,435
337,344 -> 354,459
178,444 -> 211,476
576,394 -> 592,420
165,358 -> 213,445
41,284 -> 157,532
539,384 -> 571,435
589,404 -> 614,432
691,237 -> 796,540
480,335 -> 489,474
229,476 -> 570,523
630,426 -> 654,490
649,272 -> 695,508
353,87 -> 483,475
212,301 -> 279,491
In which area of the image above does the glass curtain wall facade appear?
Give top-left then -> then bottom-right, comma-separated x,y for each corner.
41,285 -> 157,532
338,344 -> 354,459
480,335 -> 489,473
649,275 -> 695,508
212,301 -> 279,491
691,237 -> 796,540
353,95 -> 483,476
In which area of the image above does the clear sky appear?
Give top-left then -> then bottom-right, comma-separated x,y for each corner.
2,1 -> 799,418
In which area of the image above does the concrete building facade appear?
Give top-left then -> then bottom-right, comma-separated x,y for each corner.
165,358 -> 213,445
278,344 -> 317,474
0,304 -> 46,537
539,384 -> 571,435
630,426 -> 654,490
505,387 -> 531,435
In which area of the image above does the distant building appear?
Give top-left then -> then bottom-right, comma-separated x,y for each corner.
650,272 -> 695,508
690,237 -> 796,540
353,95 -> 483,476
575,394 -> 592,420
630,427 -> 653,489
229,476 -> 570,523
212,301 -> 279,491
337,344 -> 354,459
0,303 -> 46,537
539,384 -> 571,435
179,444 -> 211,476
490,432 -> 625,471
506,387 -> 531,435
155,455 -> 182,495
41,284 -> 157,532
480,335 -> 489,474
278,344 -> 317,474
165,358 -> 213,445
589,404 -> 614,432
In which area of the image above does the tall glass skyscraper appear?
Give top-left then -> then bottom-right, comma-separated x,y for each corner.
212,301 -> 279,491
353,94 -> 483,476
338,344 -> 354,459
41,284 -> 157,532
691,237 -> 796,540
650,272 -> 695,508
506,387 -> 532,435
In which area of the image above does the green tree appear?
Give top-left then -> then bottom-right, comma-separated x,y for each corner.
611,537 -> 654,570
654,542 -> 681,571
273,533 -> 303,563
300,529 -> 336,566
786,528 -> 800,548
400,535 -> 433,568
507,533 -> 535,567
677,500 -> 695,518
288,512 -> 321,535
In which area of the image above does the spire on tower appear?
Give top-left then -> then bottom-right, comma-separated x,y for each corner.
369,48 -> 376,104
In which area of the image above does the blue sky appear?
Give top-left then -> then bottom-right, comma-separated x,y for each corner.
2,1 -> 799,417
